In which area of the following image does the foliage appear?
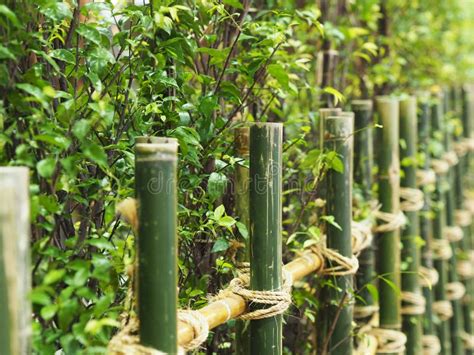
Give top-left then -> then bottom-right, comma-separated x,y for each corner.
0,0 -> 472,353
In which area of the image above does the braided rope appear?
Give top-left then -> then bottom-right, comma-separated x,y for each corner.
228,269 -> 292,320
431,159 -> 449,175
370,328 -> 407,354
445,282 -> 466,301
432,300 -> 453,321
401,291 -> 426,315
431,239 -> 453,260
465,198 -> 474,216
354,305 -> 380,320
419,266 -> 439,287
416,169 -> 436,186
372,210 -> 407,233
453,138 -> 473,157
178,311 -> 209,351
422,334 -> 441,355
455,209 -> 472,227
351,220 -> 373,256
443,151 -> 459,166
457,259 -> 474,280
461,331 -> 474,350
445,226 -> 464,242
310,245 -> 359,276
400,187 -> 425,212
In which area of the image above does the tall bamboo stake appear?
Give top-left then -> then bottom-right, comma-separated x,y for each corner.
135,137 -> 179,353
318,114 -> 354,354
431,97 -> 452,354
417,96 -> 436,337
0,167 -> 31,355
234,127 -> 250,355
352,100 -> 376,325
375,97 -> 402,334
443,92 -> 465,355
249,123 -> 283,355
399,96 -> 423,354
319,108 -> 342,150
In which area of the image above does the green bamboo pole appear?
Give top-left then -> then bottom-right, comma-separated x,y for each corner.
249,123 -> 283,355
234,127 -> 250,355
456,87 -> 474,355
431,96 -> 452,355
352,100 -> 376,325
0,167 -> 31,355
399,96 -> 423,354
443,91 -> 465,355
319,108 -> 342,150
318,114 -> 354,354
135,137 -> 179,353
417,96 -> 436,337
375,96 -> 402,335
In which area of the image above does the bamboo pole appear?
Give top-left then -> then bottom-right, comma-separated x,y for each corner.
319,108 -> 342,150
234,127 -> 250,355
375,97 -> 402,335
318,114 -> 354,354
0,167 -> 31,355
430,96 -> 452,354
135,137 -> 179,353
443,92 -> 465,355
399,96 -> 423,354
249,123 -> 283,354
417,96 -> 436,337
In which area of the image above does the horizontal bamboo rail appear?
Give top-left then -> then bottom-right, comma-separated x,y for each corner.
177,252 -> 322,346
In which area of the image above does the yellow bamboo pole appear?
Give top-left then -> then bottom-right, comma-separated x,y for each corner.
177,252 -> 323,346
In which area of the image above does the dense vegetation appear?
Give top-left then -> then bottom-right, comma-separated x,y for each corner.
0,0 -> 473,353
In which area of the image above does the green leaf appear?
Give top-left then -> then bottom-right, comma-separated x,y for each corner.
76,24 -> 102,46
208,172 -> 227,200
30,289 -> 52,306
222,0 -> 244,9
49,49 -> 76,65
218,215 -> 236,228
322,86 -> 345,106
267,63 -> 289,89
236,221 -> 248,239
37,158 -> 56,178
0,5 -> 21,28
214,205 -> 225,220
39,1 -> 72,22
320,215 -> 342,231
41,304 -> 58,320
83,143 -> 108,167
0,44 -> 15,60
212,238 -> 229,253
44,269 -> 66,285
366,283 -> 379,303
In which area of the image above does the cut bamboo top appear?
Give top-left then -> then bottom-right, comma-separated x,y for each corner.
351,100 -> 373,110
325,115 -> 354,139
135,137 -> 179,160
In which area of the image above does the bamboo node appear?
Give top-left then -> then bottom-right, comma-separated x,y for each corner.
431,159 -> 449,175
431,239 -> 453,260
310,245 -> 359,276
422,334 -> 441,355
445,281 -> 466,301
432,300 -> 453,321
372,210 -> 406,233
351,220 -> 373,256
370,328 -> 407,354
445,225 -> 464,242
455,209 -> 472,227
400,187 -> 425,212
416,169 -> 436,186
400,291 -> 426,315
227,268 -> 292,320
419,266 -> 439,287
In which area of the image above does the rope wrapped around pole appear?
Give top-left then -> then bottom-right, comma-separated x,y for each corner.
419,266 -> 439,288
431,159 -> 450,175
352,220 -> 374,256
370,328 -> 407,354
310,245 -> 359,276
422,334 -> 442,355
401,291 -> 426,315
432,300 -> 453,321
454,209 -> 472,227
445,226 -> 464,242
400,187 -> 425,212
372,210 -> 407,233
445,281 -> 466,302
431,239 -> 453,260
416,169 -> 437,186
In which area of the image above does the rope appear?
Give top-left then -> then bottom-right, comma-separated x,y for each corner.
419,266 -> 439,287
372,210 -> 407,233
370,328 -> 407,354
422,334 -> 441,355
400,187 -> 425,212
352,220 -> 373,255
228,269 -> 292,320
442,151 -> 459,166
455,209 -> 472,227
466,198 -> 474,216
431,239 -> 453,260
461,331 -> 474,350
445,226 -> 464,242
310,245 -> 359,276
445,282 -> 466,301
354,305 -> 380,319
416,169 -> 436,186
107,310 -> 206,354
401,291 -> 426,315
432,300 -> 453,321
457,259 -> 474,280
431,159 -> 449,175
